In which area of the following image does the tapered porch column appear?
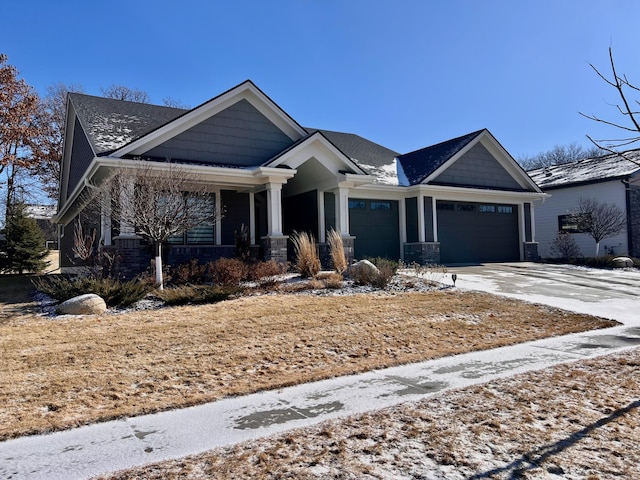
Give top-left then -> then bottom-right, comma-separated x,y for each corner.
118,177 -> 137,237
261,182 -> 288,264
100,190 -> 112,246
417,193 -> 426,243
335,186 -> 350,236
266,182 -> 283,236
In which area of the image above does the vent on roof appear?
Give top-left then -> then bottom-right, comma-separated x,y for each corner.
543,167 -> 552,177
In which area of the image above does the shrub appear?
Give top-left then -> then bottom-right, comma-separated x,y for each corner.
291,231 -> 321,278
247,260 -> 286,283
349,258 -> 397,288
33,275 -> 155,307
405,261 -> 448,284
550,231 -> 582,261
154,285 -> 240,306
318,271 -> 344,289
207,257 -> 248,286
327,228 -> 347,274
235,223 -> 251,261
169,259 -> 208,285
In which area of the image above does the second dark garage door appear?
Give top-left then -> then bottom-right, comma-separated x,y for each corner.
437,200 -> 520,264
349,199 -> 400,260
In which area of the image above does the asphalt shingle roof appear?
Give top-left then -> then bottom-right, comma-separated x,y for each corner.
69,93 -> 186,155
396,129 -> 485,185
527,150 -> 640,189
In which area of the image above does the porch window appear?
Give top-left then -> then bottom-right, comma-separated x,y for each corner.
558,214 -> 588,233
167,193 -> 216,245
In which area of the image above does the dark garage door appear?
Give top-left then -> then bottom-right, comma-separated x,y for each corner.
349,199 -> 400,260
437,200 -> 519,264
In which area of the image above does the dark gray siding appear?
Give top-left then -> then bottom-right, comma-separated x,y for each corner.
67,118 -> 95,200
324,192 -> 336,233
144,99 -> 294,166
424,196 -> 434,241
432,143 -> 522,190
524,203 -> 532,242
405,197 -> 418,243
221,190 -> 250,244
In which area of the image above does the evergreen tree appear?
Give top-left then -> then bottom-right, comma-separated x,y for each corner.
2,203 -> 49,274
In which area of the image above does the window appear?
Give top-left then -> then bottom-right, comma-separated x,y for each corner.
498,206 -> 513,214
456,204 -> 475,212
558,214 -> 588,233
370,201 -> 391,211
479,205 -> 496,213
437,202 -> 454,211
168,193 -> 215,245
349,200 -> 366,209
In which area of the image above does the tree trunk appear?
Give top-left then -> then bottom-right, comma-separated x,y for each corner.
595,242 -> 600,257
155,242 -> 164,290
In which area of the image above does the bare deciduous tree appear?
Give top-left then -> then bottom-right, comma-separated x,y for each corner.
100,85 -> 150,103
519,143 -> 604,170
580,47 -> 640,165
573,197 -> 627,257
88,161 -> 221,288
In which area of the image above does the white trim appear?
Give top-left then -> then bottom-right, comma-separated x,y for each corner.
432,197 -> 438,242
399,198 -> 406,260
529,203 -> 536,242
518,203 -> 526,260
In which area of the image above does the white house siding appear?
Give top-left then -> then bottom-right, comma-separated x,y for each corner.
535,180 -> 629,258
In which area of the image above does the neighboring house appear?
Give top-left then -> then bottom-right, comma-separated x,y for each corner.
25,205 -> 58,249
528,152 -> 640,258
53,80 -> 544,275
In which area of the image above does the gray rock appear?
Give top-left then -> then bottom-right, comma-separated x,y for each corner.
351,259 -> 380,275
612,256 -> 634,268
56,293 -> 107,315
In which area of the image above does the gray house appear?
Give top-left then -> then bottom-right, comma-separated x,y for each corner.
528,152 -> 640,258
54,80 -> 544,274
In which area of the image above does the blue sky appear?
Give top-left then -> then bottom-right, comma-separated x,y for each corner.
3,0 -> 640,159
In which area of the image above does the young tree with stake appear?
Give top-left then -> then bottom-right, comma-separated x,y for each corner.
89,161 -> 221,289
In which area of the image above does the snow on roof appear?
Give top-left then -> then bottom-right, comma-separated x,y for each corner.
528,150 -> 640,189
354,160 -> 400,186
25,205 -> 57,219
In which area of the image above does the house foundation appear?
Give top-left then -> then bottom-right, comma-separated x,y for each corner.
403,242 -> 441,265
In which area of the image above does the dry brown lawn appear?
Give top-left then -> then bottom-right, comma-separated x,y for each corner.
0,281 -> 617,442
101,348 -> 640,479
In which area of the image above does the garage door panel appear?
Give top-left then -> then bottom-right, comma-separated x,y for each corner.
437,201 -> 519,264
349,199 -> 400,260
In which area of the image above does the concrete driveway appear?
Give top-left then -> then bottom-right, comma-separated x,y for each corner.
448,262 -> 640,326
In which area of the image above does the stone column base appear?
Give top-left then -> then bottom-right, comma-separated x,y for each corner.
112,235 -> 151,279
523,242 -> 539,262
403,242 -> 441,265
261,235 -> 289,265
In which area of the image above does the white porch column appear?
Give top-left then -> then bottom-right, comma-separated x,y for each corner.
249,191 -> 256,244
100,190 -> 112,246
335,186 -> 350,236
317,190 -> 326,242
119,176 -> 136,237
266,183 -> 283,236
417,193 -> 426,243
399,198 -> 407,260
518,203 -> 526,260
432,197 -> 439,242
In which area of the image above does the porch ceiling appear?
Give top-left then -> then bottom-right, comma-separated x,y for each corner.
282,157 -> 338,198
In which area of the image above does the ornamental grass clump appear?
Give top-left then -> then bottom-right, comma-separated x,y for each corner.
327,228 -> 347,275
291,231 -> 321,278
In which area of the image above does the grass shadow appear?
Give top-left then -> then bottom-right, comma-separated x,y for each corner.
469,399 -> 640,479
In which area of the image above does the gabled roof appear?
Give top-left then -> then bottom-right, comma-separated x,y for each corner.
68,93 -> 186,154
396,129 -> 484,185
527,150 -> 640,190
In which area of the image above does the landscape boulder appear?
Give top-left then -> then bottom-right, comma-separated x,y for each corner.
56,293 -> 107,315
351,259 -> 380,275
611,256 -> 634,268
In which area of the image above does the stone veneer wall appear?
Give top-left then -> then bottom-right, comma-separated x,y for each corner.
523,242 -> 539,262
403,242 -> 440,265
262,236 -> 289,264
